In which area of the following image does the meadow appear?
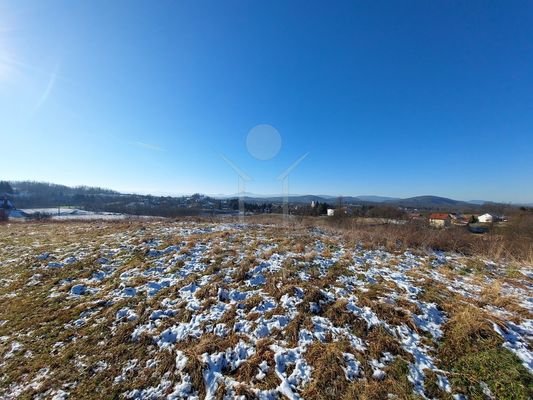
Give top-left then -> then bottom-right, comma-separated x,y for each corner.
0,220 -> 531,399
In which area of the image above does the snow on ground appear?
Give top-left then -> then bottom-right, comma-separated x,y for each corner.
18,208 -> 128,220
0,221 -> 531,399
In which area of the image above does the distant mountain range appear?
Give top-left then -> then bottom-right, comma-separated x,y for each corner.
4,181 -> 527,212
217,193 -> 494,208
384,195 -> 469,208
356,195 -> 401,202
216,193 -> 403,203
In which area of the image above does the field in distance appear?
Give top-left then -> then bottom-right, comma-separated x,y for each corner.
0,220 -> 531,399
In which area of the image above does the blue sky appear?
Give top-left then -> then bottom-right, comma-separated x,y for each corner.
0,1 -> 532,202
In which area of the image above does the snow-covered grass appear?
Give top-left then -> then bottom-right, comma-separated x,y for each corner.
0,220 -> 531,399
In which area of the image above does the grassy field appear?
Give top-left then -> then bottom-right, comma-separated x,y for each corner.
0,220 -> 531,399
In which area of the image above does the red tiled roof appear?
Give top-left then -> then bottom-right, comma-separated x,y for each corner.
429,213 -> 450,220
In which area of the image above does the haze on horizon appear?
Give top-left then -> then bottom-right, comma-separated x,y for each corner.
1,1 -> 532,203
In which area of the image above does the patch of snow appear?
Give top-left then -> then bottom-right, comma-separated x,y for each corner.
492,320 -> 533,372
116,308 -> 137,322
342,353 -> 361,381
412,302 -> 446,339
271,345 -> 312,400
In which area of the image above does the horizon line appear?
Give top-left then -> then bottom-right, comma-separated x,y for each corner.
3,179 -> 531,205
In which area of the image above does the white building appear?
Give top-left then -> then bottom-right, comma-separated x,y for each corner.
478,213 -> 494,223
327,208 -> 335,216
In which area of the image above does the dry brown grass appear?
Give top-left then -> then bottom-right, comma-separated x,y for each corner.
293,212 -> 533,263
360,299 -> 416,331
301,341 -> 354,400
477,280 -> 527,315
322,299 -> 368,338
321,247 -> 332,258
1,218 -> 531,399
438,305 -> 502,364
233,339 -> 278,390
218,305 -> 237,326
366,326 -> 404,359
293,242 -> 306,253
284,313 -> 313,347
182,351 -> 206,398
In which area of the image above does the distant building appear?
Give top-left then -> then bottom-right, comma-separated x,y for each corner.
408,212 -> 424,221
429,213 -> 451,228
327,208 -> 335,216
462,214 -> 479,224
478,213 -> 494,223
449,213 -> 468,226
311,201 -> 316,208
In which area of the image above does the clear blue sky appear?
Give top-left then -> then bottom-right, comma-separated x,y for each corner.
1,1 -> 532,202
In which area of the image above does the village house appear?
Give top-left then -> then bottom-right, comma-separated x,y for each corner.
478,213 -> 494,223
450,213 -> 468,226
429,213 -> 451,228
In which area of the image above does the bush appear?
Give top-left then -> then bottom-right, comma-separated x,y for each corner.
316,215 -> 533,262
225,212 -> 533,262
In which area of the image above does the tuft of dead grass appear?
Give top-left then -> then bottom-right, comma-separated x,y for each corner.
301,341 -> 354,400
439,305 -> 502,363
